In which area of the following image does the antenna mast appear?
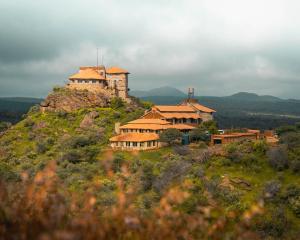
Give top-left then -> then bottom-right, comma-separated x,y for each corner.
96,47 -> 99,67
188,87 -> 195,99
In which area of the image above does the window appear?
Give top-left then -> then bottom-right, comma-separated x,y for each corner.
133,142 -> 137,147
147,141 -> 151,147
126,142 -> 130,147
140,142 -> 144,147
85,80 -> 88,83
92,80 -> 97,84
78,80 -> 83,83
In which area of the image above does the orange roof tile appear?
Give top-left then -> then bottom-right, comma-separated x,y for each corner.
128,118 -> 170,125
110,133 -> 159,142
69,68 -> 106,80
141,111 -> 165,119
191,103 -> 216,113
160,113 -> 201,119
154,105 -> 195,112
212,132 -> 257,138
120,123 -> 168,130
106,66 -> 129,74
166,124 -> 196,130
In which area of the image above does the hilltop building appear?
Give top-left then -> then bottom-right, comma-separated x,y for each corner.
142,99 -> 215,125
67,65 -> 130,101
110,118 -> 195,150
109,94 -> 216,150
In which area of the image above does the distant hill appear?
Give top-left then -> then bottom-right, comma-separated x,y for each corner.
0,97 -> 43,123
130,86 -> 186,98
227,92 -> 283,102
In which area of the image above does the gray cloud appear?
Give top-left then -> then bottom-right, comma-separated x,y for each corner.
0,0 -> 299,98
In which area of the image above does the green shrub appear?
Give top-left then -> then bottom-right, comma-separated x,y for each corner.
159,128 -> 182,145
23,118 -> 35,129
61,150 -> 82,164
112,153 -> 125,173
110,97 -> 124,109
253,140 -> 268,155
267,146 -> 289,171
36,142 -> 48,154
189,128 -> 208,142
254,207 -> 289,238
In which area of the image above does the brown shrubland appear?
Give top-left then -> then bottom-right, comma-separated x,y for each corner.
0,161 -> 263,240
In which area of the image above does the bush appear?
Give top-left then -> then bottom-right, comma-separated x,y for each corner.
110,97 -> 124,109
255,207 -> 288,238
264,180 -> 281,199
61,150 -> 82,164
280,132 -> 300,149
189,128 -> 208,142
23,118 -> 35,129
159,128 -> 182,145
267,146 -> 289,171
140,161 -> 155,192
66,135 -> 97,148
173,145 -> 190,156
112,153 -> 125,173
253,140 -> 268,155
36,142 -> 48,154
276,125 -> 297,136
201,120 -> 218,134
283,185 -> 300,217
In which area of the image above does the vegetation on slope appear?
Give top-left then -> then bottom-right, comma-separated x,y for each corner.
0,93 -> 300,239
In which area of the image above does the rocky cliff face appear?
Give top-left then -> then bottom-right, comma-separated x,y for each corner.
40,88 -> 110,112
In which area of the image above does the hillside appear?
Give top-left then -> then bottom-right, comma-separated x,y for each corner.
0,88 -> 300,239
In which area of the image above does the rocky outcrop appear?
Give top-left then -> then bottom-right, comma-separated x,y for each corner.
40,88 -> 110,112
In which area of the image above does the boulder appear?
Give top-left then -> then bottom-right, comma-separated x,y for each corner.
40,88 -> 110,112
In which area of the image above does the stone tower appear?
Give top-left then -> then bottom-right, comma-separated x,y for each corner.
106,66 -> 129,100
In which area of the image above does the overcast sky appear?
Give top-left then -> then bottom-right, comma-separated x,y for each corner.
0,0 -> 300,98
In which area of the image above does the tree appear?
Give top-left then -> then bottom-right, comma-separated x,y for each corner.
159,128 -> 182,145
189,128 -> 209,142
201,120 -> 218,134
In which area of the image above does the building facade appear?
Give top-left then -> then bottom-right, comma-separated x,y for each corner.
110,118 -> 195,150
67,65 -> 130,101
142,99 -> 216,125
210,130 -> 260,145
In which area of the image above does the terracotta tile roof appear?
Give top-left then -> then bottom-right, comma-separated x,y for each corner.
191,103 -> 216,113
160,113 -> 202,119
154,105 -> 195,112
69,68 -> 106,80
110,133 -> 159,142
141,111 -> 165,119
212,132 -> 258,138
128,118 -> 170,125
166,124 -> 196,130
106,66 -> 129,74
120,123 -> 167,130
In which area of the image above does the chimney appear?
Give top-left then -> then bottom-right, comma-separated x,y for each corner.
115,122 -> 121,134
